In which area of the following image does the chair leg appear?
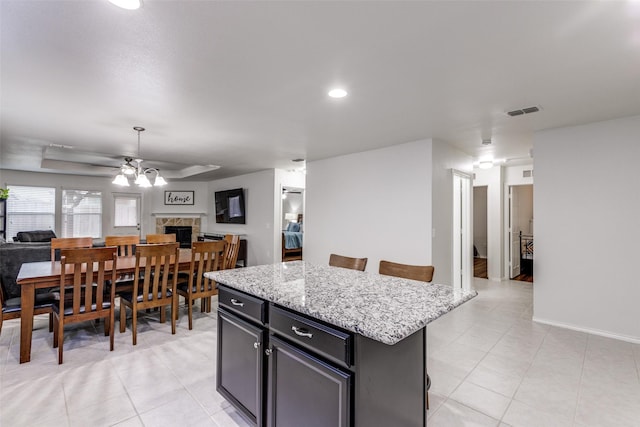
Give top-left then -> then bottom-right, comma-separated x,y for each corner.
104,315 -> 110,336
57,318 -> 64,364
187,297 -> 193,330
109,310 -> 115,352
171,297 -> 177,335
160,306 -> 166,323
132,308 -> 138,345
52,314 -> 59,348
49,313 -> 53,332
119,304 -> 126,333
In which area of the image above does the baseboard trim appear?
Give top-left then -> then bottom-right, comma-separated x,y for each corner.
532,316 -> 640,344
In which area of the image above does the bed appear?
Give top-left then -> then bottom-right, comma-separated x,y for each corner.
282,222 -> 303,261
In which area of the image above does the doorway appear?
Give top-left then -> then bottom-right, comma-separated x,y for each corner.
507,184 -> 533,282
473,186 -> 488,279
281,187 -> 304,262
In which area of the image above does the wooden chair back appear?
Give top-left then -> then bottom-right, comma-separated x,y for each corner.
223,234 -> 241,269
329,253 -> 368,271
50,237 -> 93,261
378,260 -> 434,282
55,246 -> 118,363
105,235 -> 140,256
133,243 -> 180,307
119,243 -> 180,345
146,233 -> 177,244
178,240 -> 226,329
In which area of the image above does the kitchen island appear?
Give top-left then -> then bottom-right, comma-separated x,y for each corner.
207,261 -> 476,427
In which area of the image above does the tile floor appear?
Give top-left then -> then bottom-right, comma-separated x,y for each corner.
1,278 -> 639,426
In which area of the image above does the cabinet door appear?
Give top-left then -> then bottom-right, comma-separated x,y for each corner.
217,308 -> 265,426
268,336 -> 351,427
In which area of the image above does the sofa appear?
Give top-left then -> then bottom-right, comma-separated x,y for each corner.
13,230 -> 57,242
0,241 -> 53,302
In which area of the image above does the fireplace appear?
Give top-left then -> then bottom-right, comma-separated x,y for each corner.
165,226 -> 192,248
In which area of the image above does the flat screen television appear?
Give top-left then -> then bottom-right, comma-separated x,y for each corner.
215,188 -> 246,224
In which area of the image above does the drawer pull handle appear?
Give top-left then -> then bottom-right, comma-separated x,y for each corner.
291,326 -> 313,338
230,298 -> 244,307
253,342 -> 260,349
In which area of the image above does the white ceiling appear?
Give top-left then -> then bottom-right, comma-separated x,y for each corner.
2,1 -> 640,180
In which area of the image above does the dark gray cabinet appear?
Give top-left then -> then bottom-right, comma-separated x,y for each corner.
216,284 -> 426,427
217,308 -> 266,426
267,335 -> 351,427
217,285 -> 268,426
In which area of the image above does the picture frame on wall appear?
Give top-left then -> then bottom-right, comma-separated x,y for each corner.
164,191 -> 194,205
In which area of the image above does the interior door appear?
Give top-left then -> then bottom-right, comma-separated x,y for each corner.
509,187 -> 520,278
453,170 -> 473,292
113,193 -> 142,237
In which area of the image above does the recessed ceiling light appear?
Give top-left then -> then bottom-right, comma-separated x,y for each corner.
328,88 -> 348,98
108,0 -> 142,10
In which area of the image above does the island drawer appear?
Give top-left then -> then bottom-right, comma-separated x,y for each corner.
269,305 -> 352,368
218,285 -> 267,325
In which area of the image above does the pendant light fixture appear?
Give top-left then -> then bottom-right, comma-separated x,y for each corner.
112,127 -> 167,187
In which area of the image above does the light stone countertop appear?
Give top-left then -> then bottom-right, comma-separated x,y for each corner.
206,261 -> 477,345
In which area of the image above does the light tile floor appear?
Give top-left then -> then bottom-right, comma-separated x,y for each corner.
1,278 -> 639,426
427,278 -> 640,427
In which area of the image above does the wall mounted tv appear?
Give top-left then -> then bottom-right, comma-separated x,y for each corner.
215,188 -> 246,224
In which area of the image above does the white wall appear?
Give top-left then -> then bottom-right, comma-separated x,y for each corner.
534,115 -> 640,342
305,139 -> 433,273
473,186 -> 488,257
147,181 -> 211,234
207,169 -> 279,267
1,170 -> 211,239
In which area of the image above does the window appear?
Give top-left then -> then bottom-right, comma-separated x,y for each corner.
114,195 -> 139,227
61,190 -> 102,238
6,185 -> 56,240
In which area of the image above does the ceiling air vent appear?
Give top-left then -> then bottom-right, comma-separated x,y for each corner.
507,106 -> 540,117
523,169 -> 533,178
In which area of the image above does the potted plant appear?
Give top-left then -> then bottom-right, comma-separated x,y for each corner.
0,188 -> 9,200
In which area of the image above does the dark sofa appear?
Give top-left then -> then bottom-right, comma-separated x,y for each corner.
0,242 -> 52,301
14,230 -> 57,243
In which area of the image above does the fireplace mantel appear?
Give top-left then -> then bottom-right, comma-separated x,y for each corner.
152,213 -> 206,218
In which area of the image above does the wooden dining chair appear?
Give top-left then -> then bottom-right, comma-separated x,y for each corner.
53,247 -> 118,364
378,260 -> 434,282
177,240 -> 226,329
378,259 -> 435,409
119,243 -> 180,345
146,233 -> 177,244
223,234 -> 241,269
104,235 -> 139,257
50,237 -> 93,261
328,253 -> 368,271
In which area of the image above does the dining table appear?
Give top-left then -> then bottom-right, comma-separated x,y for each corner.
16,248 -> 193,363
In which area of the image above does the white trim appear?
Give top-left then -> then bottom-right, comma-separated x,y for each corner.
532,316 -> 640,345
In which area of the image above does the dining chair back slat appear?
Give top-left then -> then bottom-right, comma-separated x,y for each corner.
54,246 -> 118,364
146,234 -> 177,244
105,235 -> 140,257
50,237 -> 93,261
177,240 -> 226,329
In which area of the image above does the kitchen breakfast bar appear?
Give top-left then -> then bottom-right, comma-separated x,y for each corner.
206,261 -> 477,427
